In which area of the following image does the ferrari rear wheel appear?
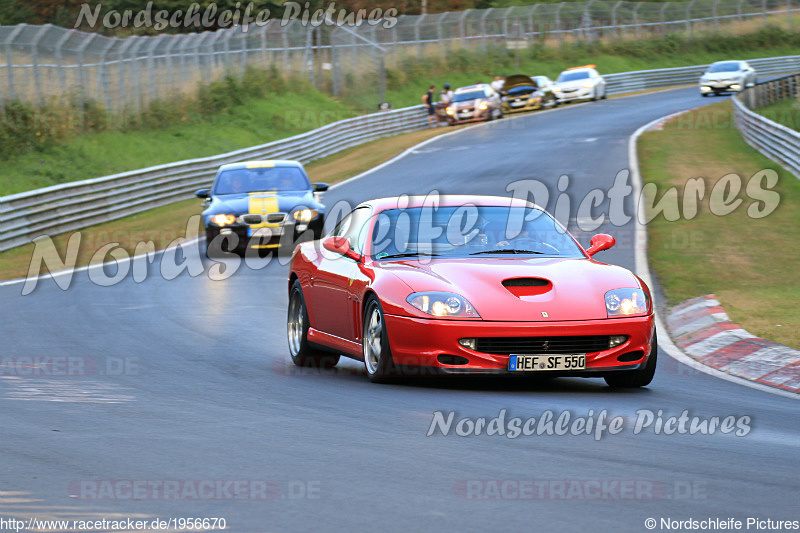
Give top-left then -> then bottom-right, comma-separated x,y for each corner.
363,297 -> 396,383
287,281 -> 340,369
604,331 -> 657,388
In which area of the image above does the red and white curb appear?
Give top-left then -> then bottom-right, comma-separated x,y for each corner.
667,295 -> 800,394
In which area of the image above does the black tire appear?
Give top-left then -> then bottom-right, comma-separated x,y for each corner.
701,93 -> 709,97
604,331 -> 657,388
362,296 -> 397,383
287,280 -> 340,369
600,89 -> 607,100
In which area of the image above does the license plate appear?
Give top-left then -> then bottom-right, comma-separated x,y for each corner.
511,100 -> 524,107
459,111 -> 473,117
509,354 -> 586,371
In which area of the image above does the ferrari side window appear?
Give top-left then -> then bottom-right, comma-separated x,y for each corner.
342,207 -> 373,254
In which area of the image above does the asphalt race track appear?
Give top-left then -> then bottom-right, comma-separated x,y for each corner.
1,88 -> 798,533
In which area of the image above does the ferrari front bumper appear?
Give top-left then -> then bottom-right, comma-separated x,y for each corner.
383,314 -> 655,375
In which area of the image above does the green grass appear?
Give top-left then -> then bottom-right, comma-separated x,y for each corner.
639,100 -> 800,348
1,89 -> 356,196
755,95 -> 800,131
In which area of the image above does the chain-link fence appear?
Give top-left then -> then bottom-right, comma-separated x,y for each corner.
1,0 -> 798,113
0,21 -> 331,113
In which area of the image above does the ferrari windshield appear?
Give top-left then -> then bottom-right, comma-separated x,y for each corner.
452,91 -> 486,102
708,62 -> 741,73
214,167 -> 310,194
369,206 -> 585,259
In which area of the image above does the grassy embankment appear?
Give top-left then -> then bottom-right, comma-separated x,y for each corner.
639,100 -> 800,348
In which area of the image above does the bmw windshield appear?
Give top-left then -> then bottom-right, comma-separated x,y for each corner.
214,167 -> 310,195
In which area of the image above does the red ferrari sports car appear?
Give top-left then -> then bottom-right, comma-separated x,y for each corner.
287,195 -> 656,387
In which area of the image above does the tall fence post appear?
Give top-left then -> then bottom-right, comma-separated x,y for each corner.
712,0 -> 720,32
54,27 -> 73,104
96,37 -> 116,110
612,1 -> 623,37
555,3 -> 565,45
660,3 -> 669,34
76,33 -> 97,108
686,0 -> 695,34
31,25 -> 50,105
633,3 -> 641,38
115,35 -> 137,114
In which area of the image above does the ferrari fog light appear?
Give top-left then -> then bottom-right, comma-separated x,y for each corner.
605,289 -> 649,317
213,214 -> 236,226
609,335 -> 628,348
459,338 -> 477,350
293,209 -> 318,223
407,292 -> 481,318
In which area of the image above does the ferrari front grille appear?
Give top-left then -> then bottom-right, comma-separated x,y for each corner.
475,336 -> 610,355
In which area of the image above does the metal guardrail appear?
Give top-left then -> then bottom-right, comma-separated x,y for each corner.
605,55 -> 800,94
0,106 -> 427,251
2,54 -> 799,252
733,73 -> 800,179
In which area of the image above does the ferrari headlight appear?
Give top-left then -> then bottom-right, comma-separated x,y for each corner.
605,289 -> 649,317
478,101 -> 489,110
212,214 -> 236,226
293,209 -> 318,223
582,82 -> 594,89
446,106 -> 455,115
407,292 -> 481,319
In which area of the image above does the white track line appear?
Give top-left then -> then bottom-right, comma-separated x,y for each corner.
628,113 -> 799,400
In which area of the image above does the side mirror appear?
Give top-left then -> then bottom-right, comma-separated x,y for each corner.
323,236 -> 361,261
195,188 -> 211,199
586,234 -> 615,256
313,182 -> 329,193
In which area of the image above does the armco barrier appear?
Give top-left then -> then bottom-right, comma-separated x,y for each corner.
0,105 -> 427,251
1,54 -> 799,252
733,73 -> 800,179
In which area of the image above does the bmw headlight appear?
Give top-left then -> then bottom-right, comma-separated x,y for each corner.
605,289 -> 649,317
212,214 -> 236,226
293,209 -> 319,223
407,292 -> 481,319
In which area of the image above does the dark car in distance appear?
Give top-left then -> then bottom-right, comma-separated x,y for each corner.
195,160 -> 328,257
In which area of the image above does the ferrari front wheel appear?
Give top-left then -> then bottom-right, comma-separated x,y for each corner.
604,331 -> 657,388
287,281 -> 340,369
363,297 -> 396,383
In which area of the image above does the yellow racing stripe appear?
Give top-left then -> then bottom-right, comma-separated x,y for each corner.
248,191 -> 280,228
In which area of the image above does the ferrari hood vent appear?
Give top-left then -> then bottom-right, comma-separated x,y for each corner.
502,278 -> 552,297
